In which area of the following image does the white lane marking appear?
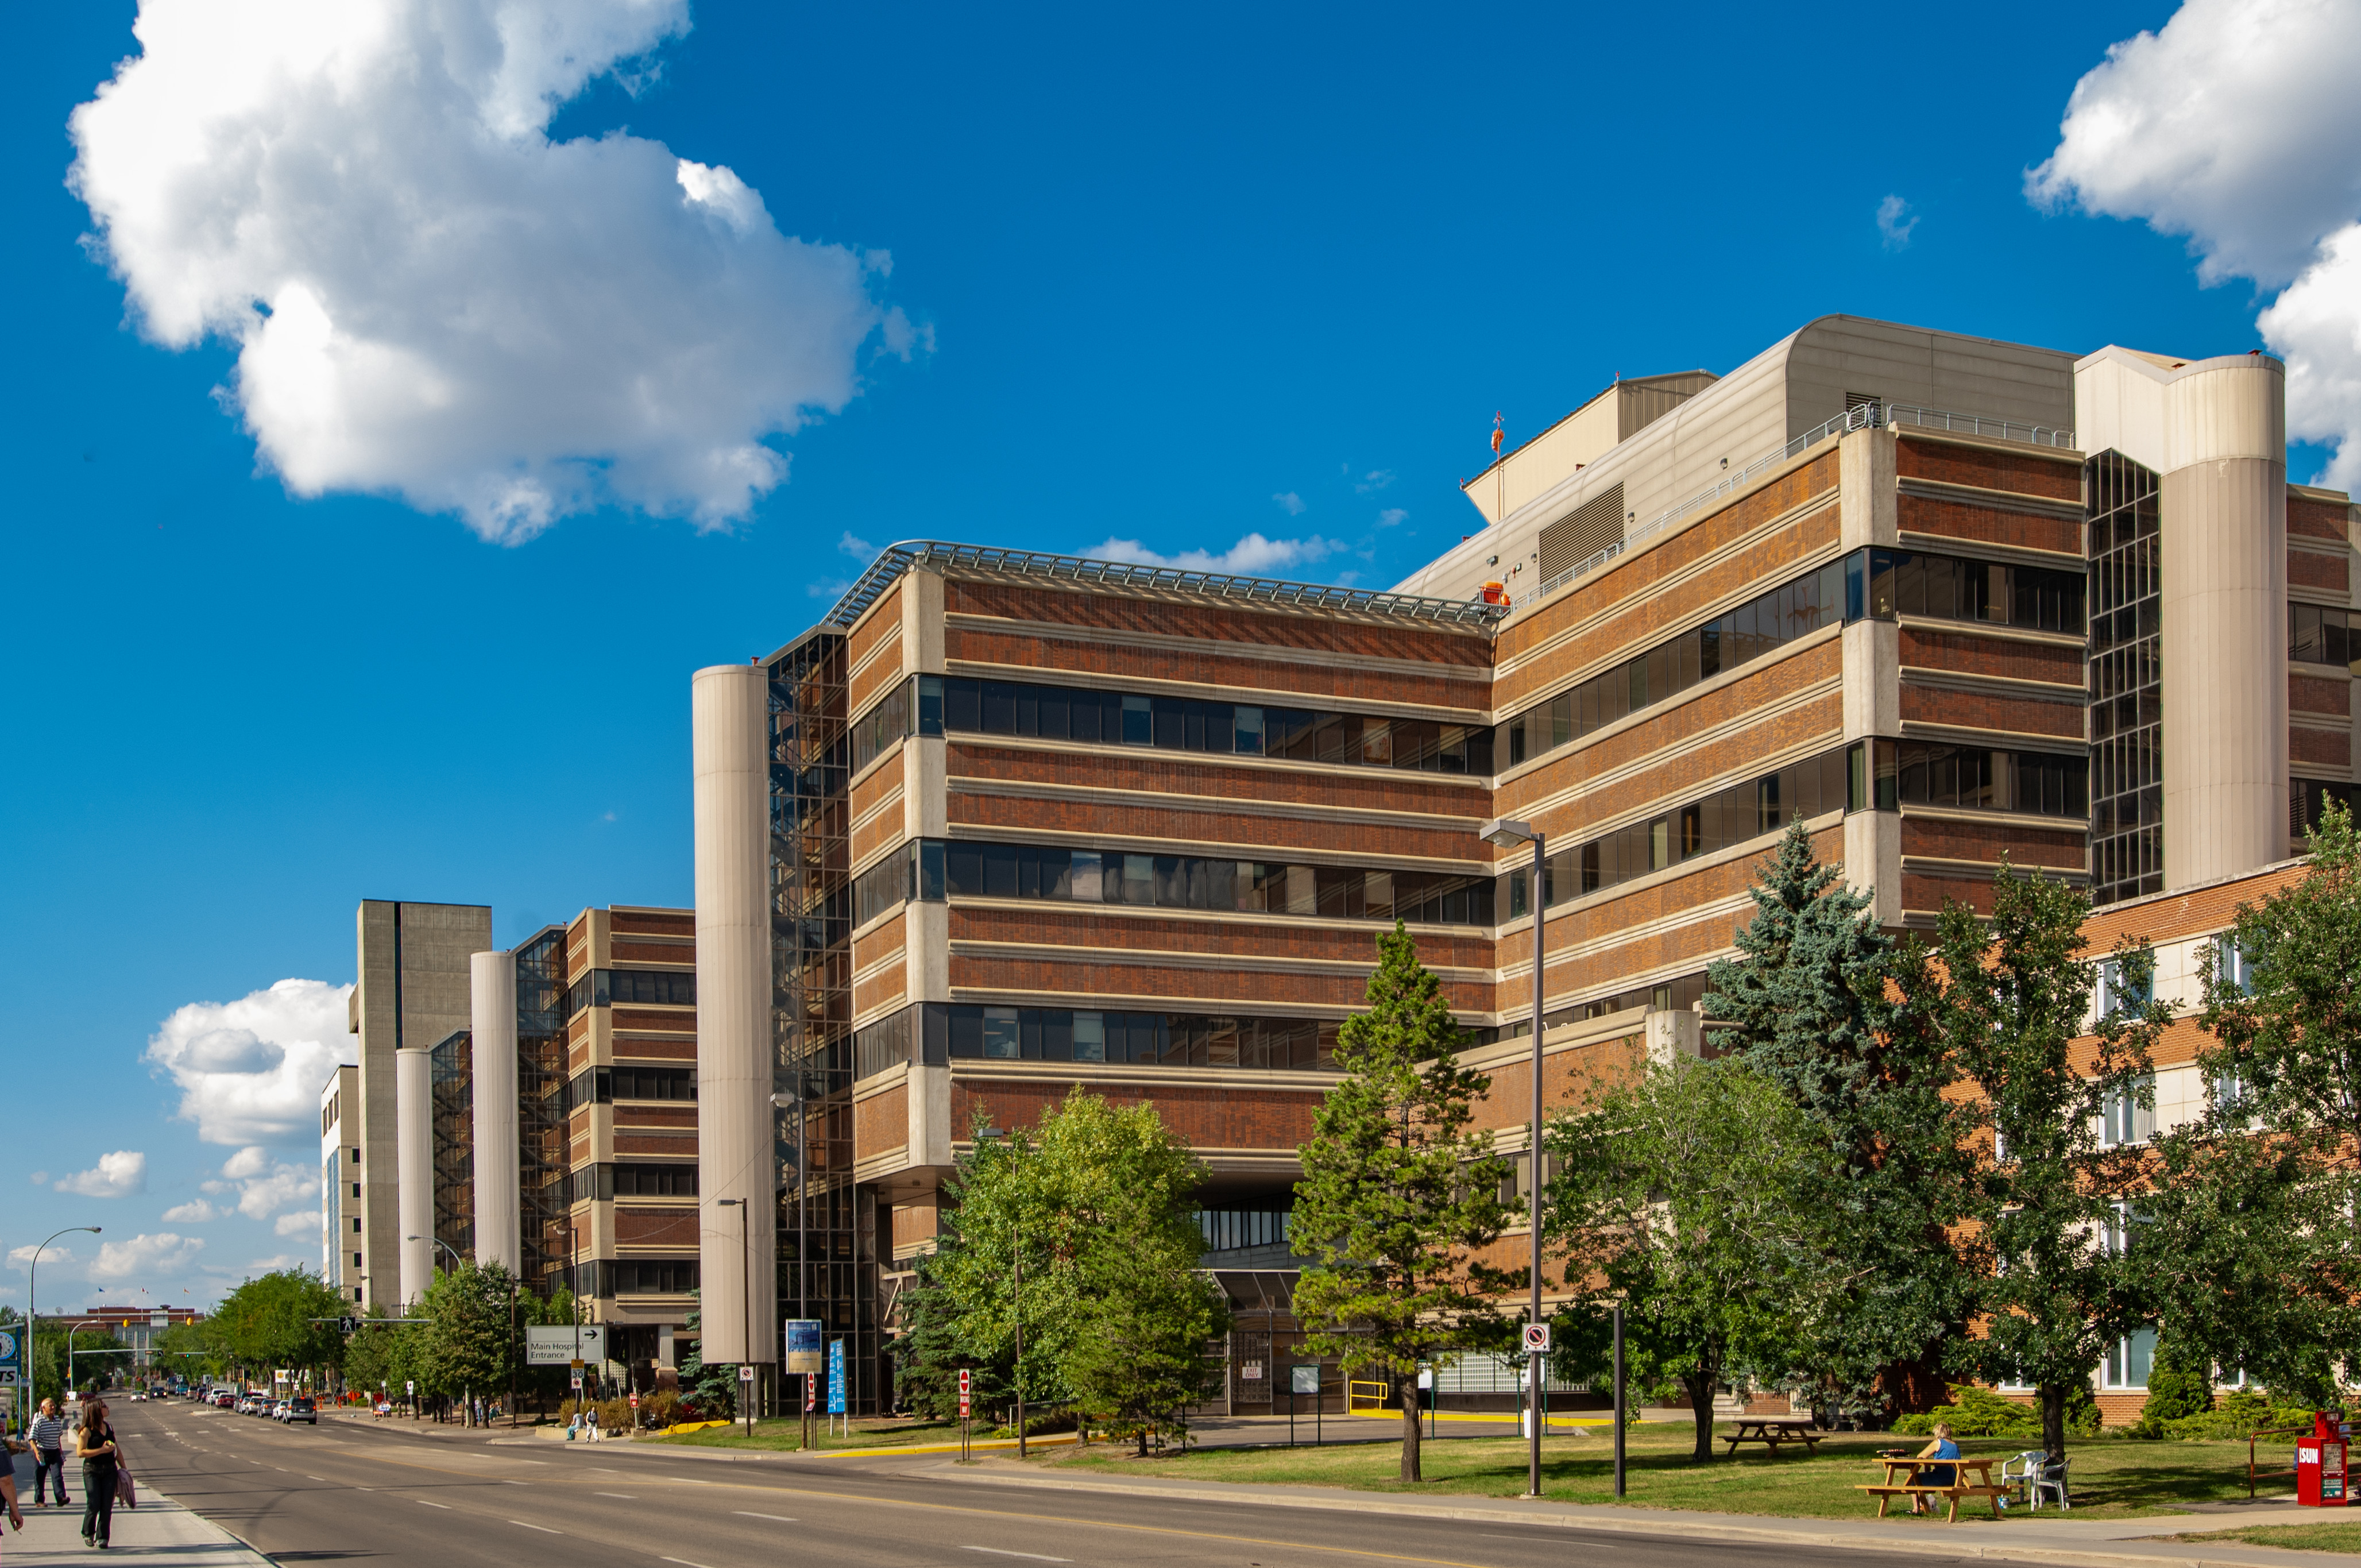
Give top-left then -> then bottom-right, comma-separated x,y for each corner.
594,1492 -> 636,1500
306,1477 -> 327,1482
961,1551 -> 1071,1563
732,1512 -> 798,1523
1482,1535 -> 1612,1546
663,1558 -> 717,1568
509,1522 -> 563,1534
502,1480 -> 529,1486
416,1500 -> 452,1510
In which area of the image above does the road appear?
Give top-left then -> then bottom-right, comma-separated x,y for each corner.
106,1400 -> 1961,1568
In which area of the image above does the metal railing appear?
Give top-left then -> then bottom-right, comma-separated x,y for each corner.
1514,401 -> 2077,611
820,540 -> 1511,631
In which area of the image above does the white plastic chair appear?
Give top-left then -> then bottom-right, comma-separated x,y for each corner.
2026,1454 -> 2070,1511
2000,1450 -> 2050,1507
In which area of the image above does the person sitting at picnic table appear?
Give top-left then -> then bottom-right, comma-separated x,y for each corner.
1911,1424 -> 1961,1515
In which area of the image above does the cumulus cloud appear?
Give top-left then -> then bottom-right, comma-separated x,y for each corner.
90,1233 -> 205,1284
837,531 -> 877,559
1271,492 -> 1307,516
1377,508 -> 1408,529
161,1199 -> 221,1223
67,0 -> 918,542
1353,469 -> 1396,493
274,1211 -> 322,1237
199,1146 -> 320,1219
1876,195 -> 1918,250
1085,532 -> 1348,576
2030,0 -> 2361,486
55,1151 -> 147,1198
145,979 -> 354,1146
7,1244 -> 75,1269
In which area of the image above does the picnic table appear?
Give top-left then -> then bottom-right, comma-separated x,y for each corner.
1856,1454 -> 2008,1523
1722,1418 -> 1823,1457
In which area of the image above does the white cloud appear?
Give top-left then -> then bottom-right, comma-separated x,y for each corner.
55,1151 -> 147,1198
7,1244 -> 74,1269
1353,469 -> 1396,493
1085,532 -> 1348,577
161,1199 -> 221,1223
242,1253 -> 307,1273
837,531 -> 876,559
1876,195 -> 1918,250
28,1172 -> 48,1187
198,1146 -> 320,1219
145,980 -> 354,1146
1271,492 -> 1307,516
274,1211 -> 321,1237
89,1232 -> 205,1285
2031,0 -> 2361,486
67,0 -> 916,543
1377,508 -> 1408,529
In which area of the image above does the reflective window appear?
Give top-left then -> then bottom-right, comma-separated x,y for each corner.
2088,451 -> 2163,905
852,1001 -> 1342,1076
1849,549 -> 2086,632
2290,601 -> 2357,670
1895,741 -> 2087,817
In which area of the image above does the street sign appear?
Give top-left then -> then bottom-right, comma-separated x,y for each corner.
1290,1365 -> 1321,1395
0,1330 -> 17,1364
737,1364 -> 756,1383
804,1376 -> 816,1413
405,1380 -> 415,1394
1242,1360 -> 1263,1380
0,1368 -> 20,1388
827,1340 -> 846,1415
628,1394 -> 639,1409
338,1318 -> 359,1335
957,1368 -> 972,1420
526,1325 -> 608,1365
784,1318 -> 822,1374
1523,1322 -> 1552,1353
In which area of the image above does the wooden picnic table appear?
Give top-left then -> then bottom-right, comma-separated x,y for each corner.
1722,1418 -> 1823,1457
1856,1455 -> 2007,1523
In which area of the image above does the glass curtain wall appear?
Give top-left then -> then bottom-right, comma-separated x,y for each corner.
767,631 -> 881,1413
515,926 -> 569,1295
429,1029 -> 475,1265
2088,452 -> 2162,905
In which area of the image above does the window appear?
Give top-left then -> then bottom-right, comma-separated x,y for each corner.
1501,561 -> 1845,771
935,1003 -> 1338,1069
879,673 -> 1492,777
1895,741 -> 2088,818
610,1260 -> 699,1295
2290,601 -> 2356,670
1848,548 -> 2087,634
925,839 -> 1492,926
613,1163 -> 698,1198
1196,1210 -> 1295,1253
564,968 -> 695,1017
2103,1327 -> 2158,1389
562,1065 -> 697,1109
2293,778 -> 2360,844
2088,451 -> 2163,905
2101,1200 -> 2151,1255
2099,1074 -> 2157,1146
2096,959 -> 2154,1018
2215,932 -> 2257,996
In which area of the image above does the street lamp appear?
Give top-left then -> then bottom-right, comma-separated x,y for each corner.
25,1226 -> 100,1414
715,1198 -> 754,1436
1479,815 -> 1547,1500
405,1235 -> 463,1274
772,1087 -> 802,1429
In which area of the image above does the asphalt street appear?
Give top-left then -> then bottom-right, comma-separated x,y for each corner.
101,1400 -> 1973,1568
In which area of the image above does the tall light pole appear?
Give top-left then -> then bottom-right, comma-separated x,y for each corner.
26,1226 -> 100,1415
716,1197 -> 752,1436
1480,816 -> 1547,1500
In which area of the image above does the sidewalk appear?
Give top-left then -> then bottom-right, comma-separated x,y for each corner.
929,1459 -> 2361,1568
6,1455 -> 272,1568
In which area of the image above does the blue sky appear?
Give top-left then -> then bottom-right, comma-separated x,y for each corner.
3,0 -> 2350,1307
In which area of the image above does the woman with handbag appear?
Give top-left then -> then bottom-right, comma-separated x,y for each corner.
75,1400 -> 120,1548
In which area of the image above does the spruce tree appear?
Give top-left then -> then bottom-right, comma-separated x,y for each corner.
1292,921 -> 1516,1483
1702,822 -> 1973,1418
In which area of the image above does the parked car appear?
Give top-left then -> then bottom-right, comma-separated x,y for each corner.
214,1392 -> 235,1409
285,1398 -> 316,1426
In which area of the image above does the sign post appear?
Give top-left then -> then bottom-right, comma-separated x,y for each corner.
784,1319 -> 821,1451
827,1339 -> 847,1440
957,1368 -> 972,1462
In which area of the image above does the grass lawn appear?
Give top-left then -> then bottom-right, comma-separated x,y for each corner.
2174,1521 -> 2361,1554
642,1416 -> 963,1452
1049,1422 -> 2287,1521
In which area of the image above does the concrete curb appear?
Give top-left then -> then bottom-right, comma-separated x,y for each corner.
925,1465 -> 2361,1568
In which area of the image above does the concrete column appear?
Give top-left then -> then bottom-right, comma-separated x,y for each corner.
469,949 -> 520,1273
395,1045 -> 433,1306
693,662 -> 779,1367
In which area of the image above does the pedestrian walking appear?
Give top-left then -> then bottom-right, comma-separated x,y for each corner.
28,1400 -> 71,1509
75,1399 -> 120,1548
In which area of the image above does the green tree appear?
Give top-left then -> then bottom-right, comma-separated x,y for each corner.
907,1088 -> 1226,1441
2143,800 -> 2361,1397
33,1324 -> 124,1397
1903,862 -> 2165,1460
677,1295 -> 736,1419
211,1268 -> 346,1385
415,1261 -> 519,1406
1544,1051 -> 1845,1461
1702,823 -> 1974,1418
1292,921 -> 1516,1483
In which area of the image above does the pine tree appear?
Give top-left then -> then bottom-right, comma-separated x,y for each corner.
1292,921 -> 1516,1484
1701,822 -> 1974,1418
677,1295 -> 737,1420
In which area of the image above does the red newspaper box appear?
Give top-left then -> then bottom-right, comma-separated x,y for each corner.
2298,1412 -> 2351,1507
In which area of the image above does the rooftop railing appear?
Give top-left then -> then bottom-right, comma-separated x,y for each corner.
1513,401 -> 2075,609
819,540 -> 1511,631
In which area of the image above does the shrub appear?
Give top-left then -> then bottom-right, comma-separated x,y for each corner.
639,1391 -> 682,1428
1891,1382 -> 2039,1438
2162,1390 -> 2317,1440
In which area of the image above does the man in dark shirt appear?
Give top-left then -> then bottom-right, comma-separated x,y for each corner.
26,1399 -> 70,1507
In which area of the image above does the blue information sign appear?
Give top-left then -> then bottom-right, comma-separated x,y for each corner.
784,1318 -> 823,1373
827,1339 -> 847,1415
